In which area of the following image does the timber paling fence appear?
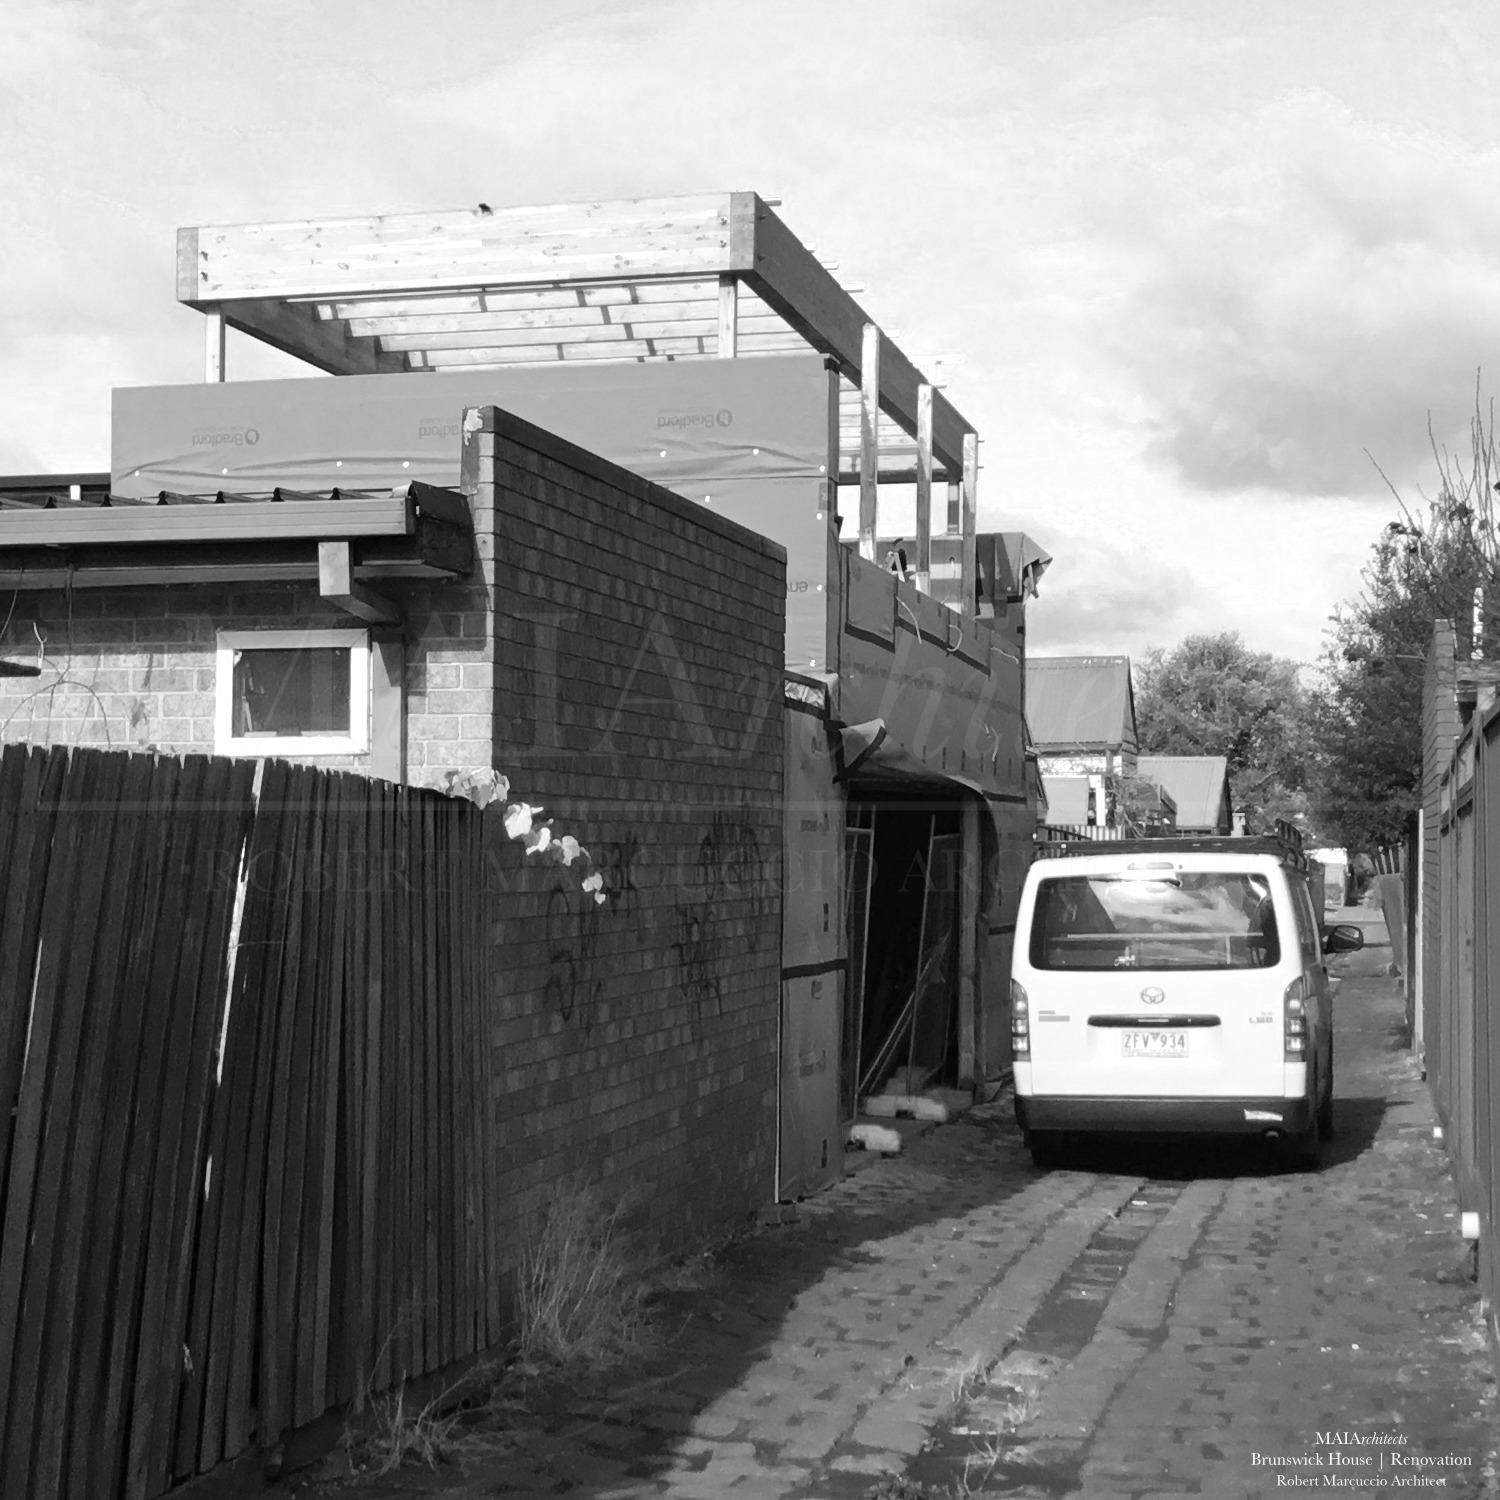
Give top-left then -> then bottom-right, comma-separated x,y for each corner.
0,742 -> 498,1500
1420,623 -> 1500,1330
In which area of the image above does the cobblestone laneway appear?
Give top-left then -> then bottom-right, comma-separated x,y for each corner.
293,915 -> 1498,1499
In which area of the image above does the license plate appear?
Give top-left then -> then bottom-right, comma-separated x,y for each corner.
1122,1031 -> 1188,1058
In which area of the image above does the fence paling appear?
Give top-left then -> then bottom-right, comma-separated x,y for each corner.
0,749 -> 64,1229
155,758 -> 256,1496
127,757 -> 244,1500
89,754 -> 189,1500
288,767 -> 335,1433
65,755 -> 159,1500
178,791 -> 257,1479
14,752 -> 119,1500
306,776 -> 347,1418
46,755 -> 155,1500
0,749 -> 107,1500
225,758 -> 297,1461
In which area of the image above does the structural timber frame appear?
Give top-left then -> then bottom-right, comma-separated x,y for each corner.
178,191 -> 981,610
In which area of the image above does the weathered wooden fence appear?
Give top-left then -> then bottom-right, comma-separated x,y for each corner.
1419,621 -> 1500,1330
0,743 -> 497,1500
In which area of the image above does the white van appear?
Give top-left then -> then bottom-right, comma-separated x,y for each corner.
1010,833 -> 1364,1168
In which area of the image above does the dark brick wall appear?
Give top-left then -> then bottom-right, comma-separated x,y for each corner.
465,406 -> 787,1249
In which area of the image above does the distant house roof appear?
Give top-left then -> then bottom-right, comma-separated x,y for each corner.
1136,755 -> 1233,833
1025,656 -> 1137,753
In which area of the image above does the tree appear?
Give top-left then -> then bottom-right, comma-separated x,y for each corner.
1306,421 -> 1499,851
1134,632 -> 1312,834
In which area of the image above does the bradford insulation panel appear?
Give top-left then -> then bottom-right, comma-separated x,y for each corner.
112,356 -> 836,669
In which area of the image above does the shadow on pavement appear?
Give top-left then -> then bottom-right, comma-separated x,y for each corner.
1322,1094 -> 1390,1165
290,1108 -> 1049,1499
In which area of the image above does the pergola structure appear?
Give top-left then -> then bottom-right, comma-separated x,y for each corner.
178,192 -> 979,605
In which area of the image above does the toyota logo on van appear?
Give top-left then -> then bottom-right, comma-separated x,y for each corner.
1140,986 -> 1166,1005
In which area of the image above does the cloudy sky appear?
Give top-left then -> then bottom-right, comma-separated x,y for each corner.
5,0 -> 1499,668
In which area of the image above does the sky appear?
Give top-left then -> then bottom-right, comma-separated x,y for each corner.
5,0 -> 1500,670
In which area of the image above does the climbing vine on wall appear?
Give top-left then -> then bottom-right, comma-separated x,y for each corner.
439,767 -> 608,904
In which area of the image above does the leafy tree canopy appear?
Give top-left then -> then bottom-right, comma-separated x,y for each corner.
1307,442 -> 1499,852
1134,631 -> 1312,835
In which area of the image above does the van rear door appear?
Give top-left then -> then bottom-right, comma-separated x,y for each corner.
1023,863 -> 1287,1100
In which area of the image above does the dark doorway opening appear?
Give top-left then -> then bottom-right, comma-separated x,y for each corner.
845,792 -> 964,1108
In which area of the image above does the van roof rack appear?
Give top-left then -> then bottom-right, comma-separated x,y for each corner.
1035,831 -> 1311,874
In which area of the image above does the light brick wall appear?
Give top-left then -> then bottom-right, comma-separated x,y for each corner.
0,576 -> 493,781
467,406 -> 787,1250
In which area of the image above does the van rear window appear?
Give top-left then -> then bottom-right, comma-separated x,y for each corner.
1029,872 -> 1281,971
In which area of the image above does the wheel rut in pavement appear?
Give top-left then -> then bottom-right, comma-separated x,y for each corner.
898,1179 -> 1190,1496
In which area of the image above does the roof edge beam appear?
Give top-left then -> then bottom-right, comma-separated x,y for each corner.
739,195 -> 972,471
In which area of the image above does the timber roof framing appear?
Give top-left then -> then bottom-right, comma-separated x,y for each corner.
179,192 -> 977,477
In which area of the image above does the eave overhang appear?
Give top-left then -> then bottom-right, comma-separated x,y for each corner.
0,482 -> 473,589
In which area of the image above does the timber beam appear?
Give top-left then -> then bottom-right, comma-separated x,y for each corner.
732,194 -> 973,474
319,540 -> 401,624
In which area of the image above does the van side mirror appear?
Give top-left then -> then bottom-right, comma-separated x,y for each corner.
1323,923 -> 1365,954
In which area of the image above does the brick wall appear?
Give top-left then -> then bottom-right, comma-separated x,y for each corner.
466,406 -> 787,1248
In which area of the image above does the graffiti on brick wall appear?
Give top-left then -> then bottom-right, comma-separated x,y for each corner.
597,834 -> 642,912
674,807 -> 767,1019
542,835 -> 642,1028
543,877 -> 604,1029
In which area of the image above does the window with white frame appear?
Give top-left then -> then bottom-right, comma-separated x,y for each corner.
215,628 -> 371,756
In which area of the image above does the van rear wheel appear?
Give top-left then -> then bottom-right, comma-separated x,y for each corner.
1282,1110 -> 1322,1170
1026,1131 -> 1067,1170
1317,1045 -> 1335,1138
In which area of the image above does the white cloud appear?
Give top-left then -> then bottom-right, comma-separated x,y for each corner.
1102,92 -> 1500,498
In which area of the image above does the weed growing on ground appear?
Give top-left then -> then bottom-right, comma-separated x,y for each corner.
344,1184 -> 731,1477
346,1356 -> 503,1476
942,1352 -> 989,1407
515,1176 -> 653,1375
865,1476 -> 955,1499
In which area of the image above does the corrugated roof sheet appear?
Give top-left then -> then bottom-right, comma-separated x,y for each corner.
1136,755 -> 1232,831
1025,656 -> 1135,751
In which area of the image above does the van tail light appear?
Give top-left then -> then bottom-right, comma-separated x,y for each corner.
1011,979 -> 1030,1061
1283,971 -> 1310,1061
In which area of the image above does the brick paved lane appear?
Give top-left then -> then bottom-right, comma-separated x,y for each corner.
292,918 -> 1497,1500
904,918 -> 1499,1500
